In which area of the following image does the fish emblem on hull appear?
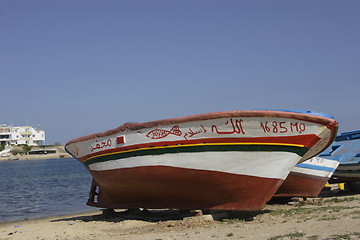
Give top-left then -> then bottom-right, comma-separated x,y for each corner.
146,126 -> 182,139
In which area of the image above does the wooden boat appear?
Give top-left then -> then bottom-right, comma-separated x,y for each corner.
274,157 -> 339,197
320,130 -> 360,183
65,110 -> 338,211
333,164 -> 360,183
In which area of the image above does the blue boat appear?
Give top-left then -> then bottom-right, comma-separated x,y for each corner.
319,130 -> 360,183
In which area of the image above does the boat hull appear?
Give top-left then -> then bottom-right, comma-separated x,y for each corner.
65,110 -> 338,210
88,166 -> 284,210
85,150 -> 301,210
319,129 -> 360,183
274,157 -> 339,197
331,163 -> 360,182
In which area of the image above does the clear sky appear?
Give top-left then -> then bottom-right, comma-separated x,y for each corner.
1,0 -> 359,145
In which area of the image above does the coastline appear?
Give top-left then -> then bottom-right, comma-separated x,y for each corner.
0,145 -> 72,161
1,191 -> 360,240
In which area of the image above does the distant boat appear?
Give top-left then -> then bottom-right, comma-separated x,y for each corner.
65,110 -> 338,211
274,157 -> 339,198
320,130 -> 360,183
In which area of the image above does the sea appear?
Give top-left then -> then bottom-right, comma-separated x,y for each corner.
0,158 -> 95,223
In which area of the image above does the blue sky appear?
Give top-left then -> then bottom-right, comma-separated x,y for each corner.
1,0 -> 359,145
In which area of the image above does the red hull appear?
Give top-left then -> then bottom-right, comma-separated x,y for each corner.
87,166 -> 284,211
274,172 -> 328,197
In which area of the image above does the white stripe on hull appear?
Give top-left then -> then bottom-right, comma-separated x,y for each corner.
291,158 -> 339,178
89,151 -> 301,180
291,167 -> 334,179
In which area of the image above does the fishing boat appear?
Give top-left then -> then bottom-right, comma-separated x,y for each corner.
65,110 -> 338,211
274,157 -> 339,198
320,130 -> 360,183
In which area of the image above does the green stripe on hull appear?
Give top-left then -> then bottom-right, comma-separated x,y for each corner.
83,144 -> 309,166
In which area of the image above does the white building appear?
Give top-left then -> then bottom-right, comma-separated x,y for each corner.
0,124 -> 45,146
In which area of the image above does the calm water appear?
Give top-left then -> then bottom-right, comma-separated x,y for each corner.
0,158 -> 94,223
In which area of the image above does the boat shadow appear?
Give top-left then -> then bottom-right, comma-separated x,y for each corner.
51,208 -> 270,223
51,187 -> 360,224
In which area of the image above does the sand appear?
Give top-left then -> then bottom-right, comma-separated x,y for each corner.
1,190 -> 359,240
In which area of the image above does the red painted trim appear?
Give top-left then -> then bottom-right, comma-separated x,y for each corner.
78,134 -> 320,162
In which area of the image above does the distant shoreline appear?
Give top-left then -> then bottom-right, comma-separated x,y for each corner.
0,153 -> 72,161
0,145 -> 72,161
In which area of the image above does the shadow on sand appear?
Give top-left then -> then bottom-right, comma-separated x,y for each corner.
51,208 -> 270,223
51,185 -> 360,224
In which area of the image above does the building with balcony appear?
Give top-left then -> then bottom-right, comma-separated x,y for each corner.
0,124 -> 45,146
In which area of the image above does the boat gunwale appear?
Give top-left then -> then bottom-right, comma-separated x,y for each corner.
66,110 -> 338,145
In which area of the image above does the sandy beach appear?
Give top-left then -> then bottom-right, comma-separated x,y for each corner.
1,189 -> 359,240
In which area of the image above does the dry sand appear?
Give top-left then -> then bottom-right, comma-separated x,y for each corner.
1,190 -> 360,240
